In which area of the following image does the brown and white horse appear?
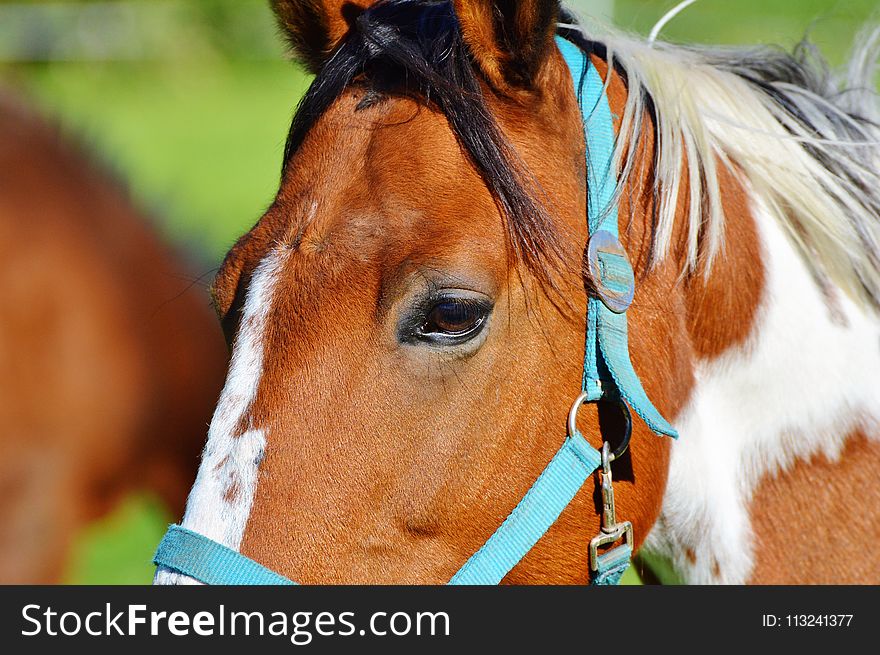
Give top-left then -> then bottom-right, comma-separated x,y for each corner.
156,0 -> 880,585
0,88 -> 228,583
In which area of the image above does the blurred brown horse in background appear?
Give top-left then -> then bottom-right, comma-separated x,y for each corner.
0,89 -> 227,583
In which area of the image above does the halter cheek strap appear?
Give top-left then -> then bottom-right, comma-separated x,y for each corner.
556,36 -> 678,438
153,36 -> 677,587
156,432 -> 603,586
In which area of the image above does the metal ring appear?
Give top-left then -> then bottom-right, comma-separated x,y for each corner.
567,392 -> 632,461
567,391 -> 591,439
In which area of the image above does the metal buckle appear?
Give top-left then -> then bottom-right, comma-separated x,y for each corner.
586,230 -> 635,314
589,441 -> 633,572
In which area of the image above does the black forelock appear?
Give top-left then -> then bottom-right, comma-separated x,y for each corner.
281,0 -> 569,290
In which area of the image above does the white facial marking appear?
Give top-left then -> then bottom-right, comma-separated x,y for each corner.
644,196 -> 880,584
154,248 -> 287,585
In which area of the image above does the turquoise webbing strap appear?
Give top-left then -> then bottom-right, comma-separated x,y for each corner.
154,432 -> 604,586
555,36 -> 678,439
154,525 -> 296,585
592,543 -> 632,585
448,432 -> 601,585
151,36 -> 678,589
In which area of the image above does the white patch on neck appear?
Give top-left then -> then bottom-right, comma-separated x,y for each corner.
154,249 -> 287,585
644,196 -> 880,584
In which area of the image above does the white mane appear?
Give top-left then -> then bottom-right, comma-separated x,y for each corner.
563,12 -> 880,307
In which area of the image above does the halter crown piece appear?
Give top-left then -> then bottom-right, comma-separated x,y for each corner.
153,36 -> 678,586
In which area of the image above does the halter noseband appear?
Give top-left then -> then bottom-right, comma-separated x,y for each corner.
153,35 -> 678,587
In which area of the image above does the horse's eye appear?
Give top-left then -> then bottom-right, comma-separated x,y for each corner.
417,299 -> 488,343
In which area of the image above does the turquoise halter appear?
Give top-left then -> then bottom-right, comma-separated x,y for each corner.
153,35 -> 678,587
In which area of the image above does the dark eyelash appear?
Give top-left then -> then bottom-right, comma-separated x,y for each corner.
418,299 -> 486,334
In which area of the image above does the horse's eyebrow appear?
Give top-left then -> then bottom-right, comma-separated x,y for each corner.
355,90 -> 385,111
375,254 -> 500,325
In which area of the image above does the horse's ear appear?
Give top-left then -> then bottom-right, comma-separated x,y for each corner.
453,0 -> 560,93
270,0 -> 372,73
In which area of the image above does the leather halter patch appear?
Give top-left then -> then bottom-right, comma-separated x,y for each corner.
587,230 -> 635,314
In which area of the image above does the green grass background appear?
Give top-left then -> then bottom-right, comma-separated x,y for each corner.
2,0 -> 876,584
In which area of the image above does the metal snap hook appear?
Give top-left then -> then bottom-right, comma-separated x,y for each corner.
590,439 -> 634,573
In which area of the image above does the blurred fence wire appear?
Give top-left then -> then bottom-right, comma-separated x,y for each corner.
0,0 -> 283,62
3,1 -> 876,64
0,0 -> 614,63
